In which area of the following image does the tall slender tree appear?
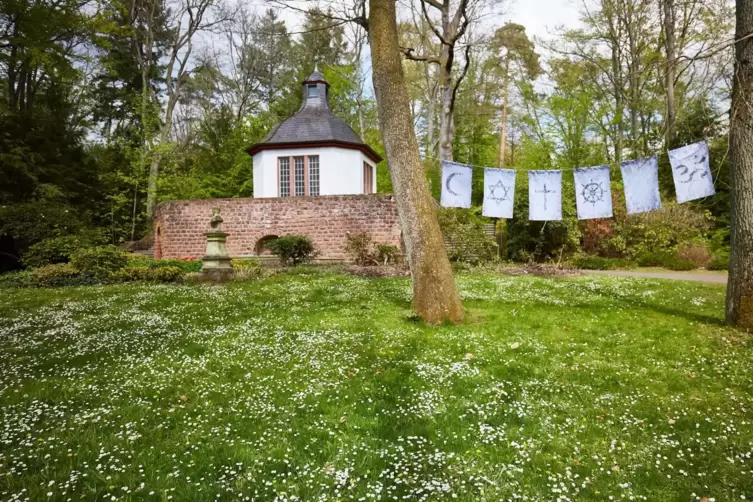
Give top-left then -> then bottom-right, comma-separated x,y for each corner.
490,23 -> 540,168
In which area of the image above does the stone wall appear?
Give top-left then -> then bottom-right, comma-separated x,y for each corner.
153,194 -> 401,260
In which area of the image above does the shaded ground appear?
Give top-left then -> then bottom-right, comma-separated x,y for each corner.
0,270 -> 750,501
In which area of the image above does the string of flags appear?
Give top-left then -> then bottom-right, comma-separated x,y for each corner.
441,140 -> 715,221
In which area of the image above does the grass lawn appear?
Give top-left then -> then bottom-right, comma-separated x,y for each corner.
0,269 -> 751,501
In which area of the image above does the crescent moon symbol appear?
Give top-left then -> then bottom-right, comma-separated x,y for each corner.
445,172 -> 462,197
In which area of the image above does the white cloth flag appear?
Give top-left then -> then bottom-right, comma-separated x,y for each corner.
528,170 -> 562,221
440,160 -> 473,208
620,156 -> 662,214
668,141 -> 715,203
574,165 -> 613,220
482,168 -> 516,218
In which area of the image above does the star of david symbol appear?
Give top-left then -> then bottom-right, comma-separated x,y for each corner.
487,179 -> 511,205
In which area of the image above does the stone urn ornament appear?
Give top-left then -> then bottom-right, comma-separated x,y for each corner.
199,207 -> 234,282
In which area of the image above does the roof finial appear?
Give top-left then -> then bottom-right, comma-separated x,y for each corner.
314,55 -> 319,72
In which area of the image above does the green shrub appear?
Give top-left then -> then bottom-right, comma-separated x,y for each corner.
708,252 -> 729,271
117,266 -> 151,282
637,251 -> 698,271
677,242 -> 711,268
0,271 -> 35,288
613,203 -> 712,259
437,208 -> 497,265
231,259 -> 262,280
126,255 -> 202,273
375,244 -> 401,265
22,232 -> 106,268
571,255 -> 635,270
117,265 -> 184,282
70,246 -> 128,279
345,233 -> 376,265
268,236 -> 317,266
30,263 -> 91,287
344,233 -> 401,266
636,251 -> 675,268
150,266 -> 184,282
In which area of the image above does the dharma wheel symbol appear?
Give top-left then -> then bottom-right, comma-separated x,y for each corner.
581,180 -> 606,206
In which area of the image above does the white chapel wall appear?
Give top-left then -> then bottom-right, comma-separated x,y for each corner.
253,147 -> 374,198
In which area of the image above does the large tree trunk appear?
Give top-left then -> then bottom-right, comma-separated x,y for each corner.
663,0 -> 676,147
726,0 -> 753,329
369,0 -> 464,324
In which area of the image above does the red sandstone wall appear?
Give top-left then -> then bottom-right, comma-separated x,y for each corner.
153,194 -> 402,261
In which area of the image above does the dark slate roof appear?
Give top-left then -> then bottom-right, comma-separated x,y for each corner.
246,70 -> 382,162
304,69 -> 326,82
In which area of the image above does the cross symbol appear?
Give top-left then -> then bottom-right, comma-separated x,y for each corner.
536,184 -> 556,210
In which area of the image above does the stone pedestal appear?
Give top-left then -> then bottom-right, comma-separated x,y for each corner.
199,230 -> 234,282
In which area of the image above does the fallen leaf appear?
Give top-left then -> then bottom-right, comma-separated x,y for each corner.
179,395 -> 188,402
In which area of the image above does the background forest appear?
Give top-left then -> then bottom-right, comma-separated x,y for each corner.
0,0 -> 736,272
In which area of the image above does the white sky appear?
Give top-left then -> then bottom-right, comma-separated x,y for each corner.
248,0 -> 585,41
508,0 -> 582,40
235,0 -> 585,95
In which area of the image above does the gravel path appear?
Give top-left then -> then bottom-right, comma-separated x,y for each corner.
584,270 -> 728,284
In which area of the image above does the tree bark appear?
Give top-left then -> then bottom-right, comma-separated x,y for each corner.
663,0 -> 676,147
497,55 -> 510,168
369,0 -> 463,324
424,64 -> 437,158
726,0 -> 753,329
438,43 -> 455,161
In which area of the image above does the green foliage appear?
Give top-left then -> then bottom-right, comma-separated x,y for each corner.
117,265 -> 184,282
375,244 -> 401,265
571,255 -> 635,270
231,259 -> 262,280
150,266 -> 184,282
437,208 -> 498,264
268,236 -> 317,266
708,252 -> 730,271
612,204 -> 712,259
126,255 -> 202,273
30,263 -> 91,287
506,163 -> 581,261
0,202 -> 87,248
0,271 -> 35,288
70,246 -> 129,279
636,251 -> 698,271
22,232 -> 106,268
345,233 -> 376,265
344,234 -> 401,266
